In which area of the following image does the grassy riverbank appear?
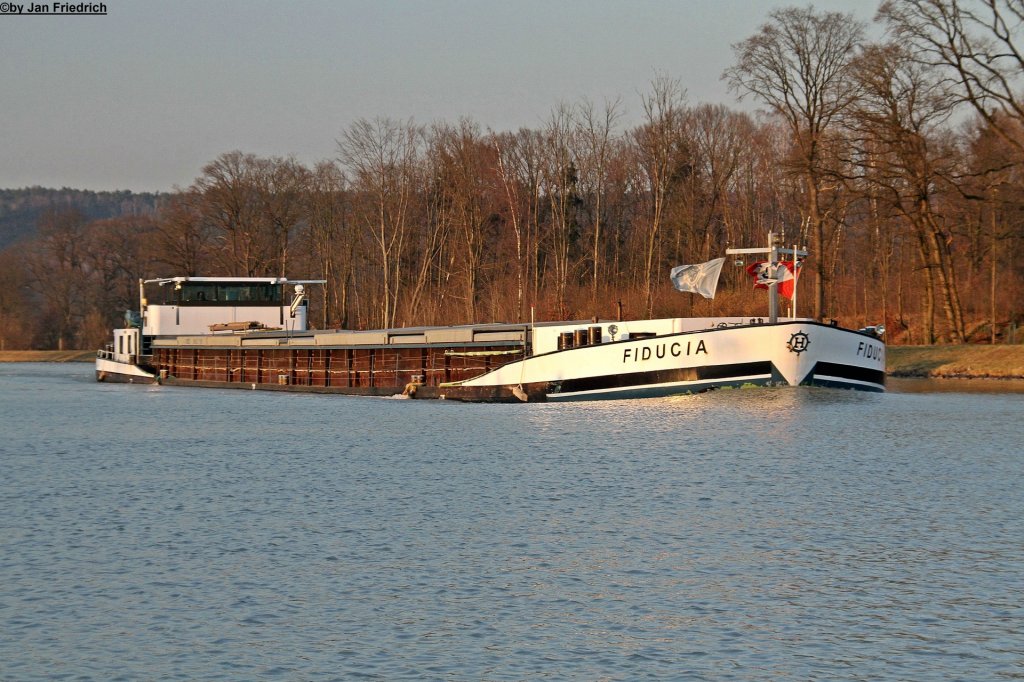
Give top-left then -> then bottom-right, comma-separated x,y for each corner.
0,350 -> 96,363
3,346 -> 1024,379
886,345 -> 1024,379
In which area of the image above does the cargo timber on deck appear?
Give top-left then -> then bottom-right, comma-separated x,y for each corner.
96,237 -> 886,401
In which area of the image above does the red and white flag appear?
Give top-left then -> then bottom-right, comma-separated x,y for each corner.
745,260 -> 801,300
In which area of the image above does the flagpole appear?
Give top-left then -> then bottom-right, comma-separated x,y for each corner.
792,244 -> 798,320
768,232 -> 778,324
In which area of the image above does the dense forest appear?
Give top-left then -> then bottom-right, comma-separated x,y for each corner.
1,0 -> 1021,351
0,188 -> 164,251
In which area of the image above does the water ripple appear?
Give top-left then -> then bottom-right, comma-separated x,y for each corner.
1,364 -> 1022,680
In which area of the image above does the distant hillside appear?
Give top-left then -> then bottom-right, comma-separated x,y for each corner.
0,187 -> 165,250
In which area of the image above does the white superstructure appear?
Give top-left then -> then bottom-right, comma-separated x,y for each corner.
141,277 -> 311,337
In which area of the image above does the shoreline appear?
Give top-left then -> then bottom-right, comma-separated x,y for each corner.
2,346 -> 1024,380
886,345 -> 1024,380
0,350 -> 97,363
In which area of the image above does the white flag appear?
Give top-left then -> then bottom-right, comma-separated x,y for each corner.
670,257 -> 726,299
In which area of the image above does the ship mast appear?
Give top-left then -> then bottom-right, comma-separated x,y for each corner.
726,231 -> 807,323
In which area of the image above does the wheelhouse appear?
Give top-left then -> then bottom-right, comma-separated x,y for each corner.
145,278 -> 286,306
140,277 -> 322,338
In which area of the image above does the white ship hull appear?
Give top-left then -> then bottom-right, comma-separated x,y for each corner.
95,353 -> 157,383
455,320 -> 885,400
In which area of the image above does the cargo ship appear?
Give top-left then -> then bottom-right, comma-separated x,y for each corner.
96,236 -> 886,401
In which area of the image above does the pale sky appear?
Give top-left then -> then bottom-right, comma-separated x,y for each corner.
0,0 -> 880,192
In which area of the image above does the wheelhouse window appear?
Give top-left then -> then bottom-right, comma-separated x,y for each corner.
180,284 -> 218,303
154,282 -> 284,306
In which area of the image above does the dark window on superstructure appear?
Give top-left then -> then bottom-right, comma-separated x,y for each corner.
175,283 -> 283,306
180,284 -> 218,303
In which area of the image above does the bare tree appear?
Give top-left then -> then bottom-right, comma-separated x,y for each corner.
153,191 -> 212,276
879,0 -> 1024,154
491,129 -> 546,320
728,117 -> 794,248
252,156 -> 311,278
0,250 -> 33,349
307,161 -> 351,327
86,216 -> 159,309
541,104 -> 582,318
575,97 -> 623,310
689,104 -> 750,258
847,42 -> 967,342
964,115 -> 1024,342
633,74 -> 687,316
338,118 -> 423,328
26,209 -> 90,350
725,5 -> 865,319
429,119 -> 493,320
193,151 -> 274,276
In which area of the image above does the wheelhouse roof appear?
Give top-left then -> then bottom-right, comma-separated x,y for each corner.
144,277 -> 325,285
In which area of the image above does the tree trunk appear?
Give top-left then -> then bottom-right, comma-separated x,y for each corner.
807,176 -> 825,320
915,229 -> 936,344
922,206 -> 965,343
990,196 -> 999,345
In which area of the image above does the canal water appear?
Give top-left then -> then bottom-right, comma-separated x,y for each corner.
1,363 -> 1022,680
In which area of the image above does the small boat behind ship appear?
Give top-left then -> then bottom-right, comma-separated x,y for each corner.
96,234 -> 886,401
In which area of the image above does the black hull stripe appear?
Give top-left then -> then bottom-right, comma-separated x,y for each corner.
807,361 -> 886,387
556,361 -> 773,395
808,377 -> 885,393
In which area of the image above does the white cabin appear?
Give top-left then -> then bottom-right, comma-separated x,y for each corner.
141,277 -> 314,337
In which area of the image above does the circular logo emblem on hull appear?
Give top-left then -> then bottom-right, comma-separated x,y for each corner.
787,331 -> 810,354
